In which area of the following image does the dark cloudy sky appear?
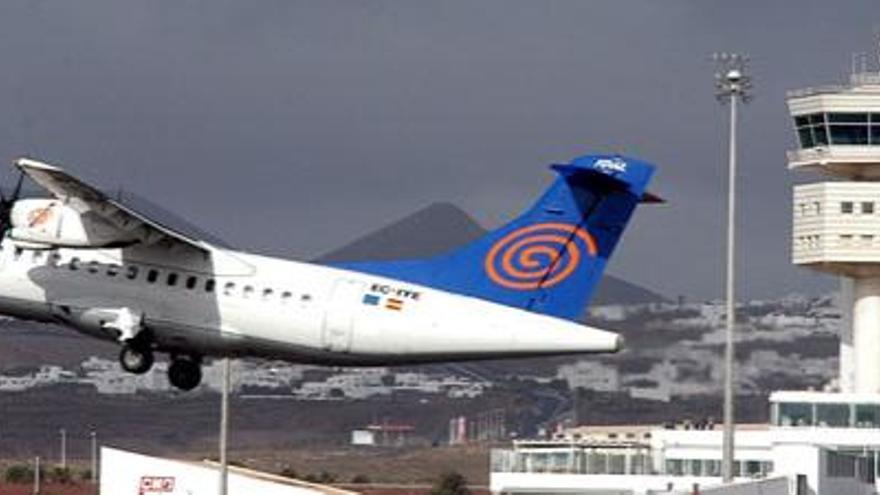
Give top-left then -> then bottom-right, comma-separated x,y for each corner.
0,1 -> 877,301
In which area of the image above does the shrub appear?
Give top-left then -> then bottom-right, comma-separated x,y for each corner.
5,464 -> 33,484
430,471 -> 471,495
351,474 -> 371,484
279,467 -> 298,479
49,466 -> 73,484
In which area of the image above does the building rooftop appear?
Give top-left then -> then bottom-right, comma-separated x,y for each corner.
770,390 -> 880,404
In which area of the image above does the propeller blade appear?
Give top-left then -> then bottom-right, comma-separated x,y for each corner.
0,169 -> 25,235
10,171 -> 24,202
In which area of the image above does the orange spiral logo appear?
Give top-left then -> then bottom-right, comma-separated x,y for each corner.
484,222 -> 597,290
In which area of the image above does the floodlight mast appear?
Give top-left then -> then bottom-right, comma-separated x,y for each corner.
713,52 -> 752,484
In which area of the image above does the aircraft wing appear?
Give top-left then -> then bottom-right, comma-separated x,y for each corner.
14,157 -> 212,254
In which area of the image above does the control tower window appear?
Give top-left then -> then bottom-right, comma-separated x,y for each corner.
796,127 -> 814,148
828,112 -> 869,145
794,115 -> 814,148
778,401 -> 812,426
816,403 -> 850,427
856,404 -> 880,428
871,113 -> 880,144
794,113 -> 829,148
811,113 -> 829,146
829,112 -> 868,123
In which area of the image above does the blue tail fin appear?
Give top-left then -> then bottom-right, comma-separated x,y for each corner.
332,154 -> 657,320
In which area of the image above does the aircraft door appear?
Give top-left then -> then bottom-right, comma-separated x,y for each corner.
322,279 -> 364,353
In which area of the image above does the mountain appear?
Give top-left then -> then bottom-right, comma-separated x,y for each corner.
314,202 -> 665,305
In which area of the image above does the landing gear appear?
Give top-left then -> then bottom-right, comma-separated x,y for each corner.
168,356 -> 202,391
119,344 -> 154,374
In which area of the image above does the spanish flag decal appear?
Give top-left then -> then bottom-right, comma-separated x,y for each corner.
385,298 -> 404,311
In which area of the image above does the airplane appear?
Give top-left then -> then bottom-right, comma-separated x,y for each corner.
0,153 -> 657,391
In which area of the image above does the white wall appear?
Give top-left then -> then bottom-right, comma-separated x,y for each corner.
100,447 -> 353,495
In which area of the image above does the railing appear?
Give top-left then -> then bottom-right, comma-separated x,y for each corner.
785,72 -> 880,99
786,84 -> 850,99
490,448 -> 653,476
787,146 -> 880,167
851,72 -> 880,86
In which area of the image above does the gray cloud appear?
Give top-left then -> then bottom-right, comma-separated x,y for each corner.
0,0 -> 876,300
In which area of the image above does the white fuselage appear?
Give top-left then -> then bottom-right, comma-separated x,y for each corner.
0,239 -> 622,365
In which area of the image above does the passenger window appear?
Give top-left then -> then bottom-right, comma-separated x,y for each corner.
88,261 -> 100,274
167,273 -> 178,286
147,269 -> 159,283
243,286 -> 254,298
224,282 -> 235,296
262,288 -> 274,300
301,294 -> 312,302
107,265 -> 119,277
281,291 -> 292,303
70,257 -> 80,270
186,275 -> 197,289
126,266 -> 139,280
205,279 -> 215,293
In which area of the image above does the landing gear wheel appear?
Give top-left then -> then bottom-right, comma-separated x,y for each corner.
119,345 -> 154,374
168,358 -> 202,391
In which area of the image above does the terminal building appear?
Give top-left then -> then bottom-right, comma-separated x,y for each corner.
490,66 -> 880,494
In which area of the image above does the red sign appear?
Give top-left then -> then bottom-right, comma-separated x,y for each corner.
139,476 -> 176,494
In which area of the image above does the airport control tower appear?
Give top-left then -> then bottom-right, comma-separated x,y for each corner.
787,64 -> 880,394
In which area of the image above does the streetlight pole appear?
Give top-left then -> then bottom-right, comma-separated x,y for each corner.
33,456 -> 40,495
218,358 -> 231,495
90,429 -> 98,485
59,428 -> 67,470
713,52 -> 751,484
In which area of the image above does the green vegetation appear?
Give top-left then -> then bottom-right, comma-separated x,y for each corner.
303,470 -> 337,483
279,467 -> 299,479
430,470 -> 471,495
49,466 -> 73,484
351,473 -> 371,484
4,464 -> 34,483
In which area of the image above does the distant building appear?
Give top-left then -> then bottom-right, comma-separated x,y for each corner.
588,305 -> 627,321
491,392 -> 880,494
557,361 -> 620,392
350,423 -> 415,447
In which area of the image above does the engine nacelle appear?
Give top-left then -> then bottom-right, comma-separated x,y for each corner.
9,199 -> 137,248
